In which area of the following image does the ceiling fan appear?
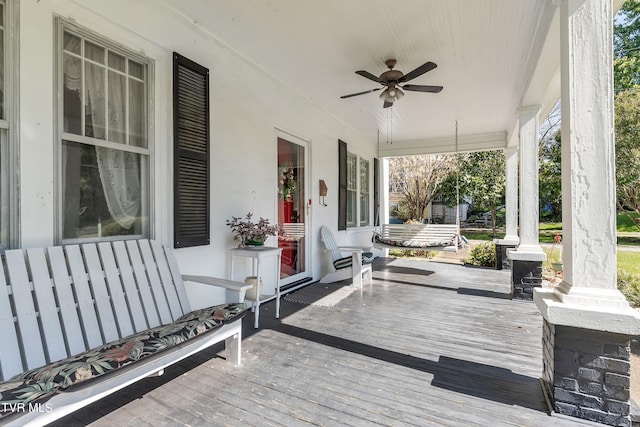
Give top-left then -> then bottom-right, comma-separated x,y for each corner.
340,59 -> 443,108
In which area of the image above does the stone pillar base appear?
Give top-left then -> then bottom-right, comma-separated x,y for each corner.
542,319 -> 632,427
494,243 -> 516,270
510,259 -> 542,300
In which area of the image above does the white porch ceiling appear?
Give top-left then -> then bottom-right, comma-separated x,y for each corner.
164,0 -> 560,153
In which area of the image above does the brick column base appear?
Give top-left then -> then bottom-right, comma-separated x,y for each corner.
542,319 -> 632,427
510,259 -> 542,300
495,243 -> 516,270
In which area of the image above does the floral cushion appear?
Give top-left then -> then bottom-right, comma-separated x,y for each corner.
0,303 -> 246,421
372,232 -> 459,249
333,251 -> 374,270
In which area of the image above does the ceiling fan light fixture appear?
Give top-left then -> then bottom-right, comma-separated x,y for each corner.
341,59 -> 442,108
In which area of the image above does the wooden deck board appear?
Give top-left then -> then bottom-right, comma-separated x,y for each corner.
54,257 -> 594,427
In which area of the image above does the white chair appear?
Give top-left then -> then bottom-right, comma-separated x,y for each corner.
319,226 -> 374,288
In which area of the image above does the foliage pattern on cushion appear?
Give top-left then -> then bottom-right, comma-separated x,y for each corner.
0,303 -> 246,420
333,251 -> 374,270
373,232 -> 457,249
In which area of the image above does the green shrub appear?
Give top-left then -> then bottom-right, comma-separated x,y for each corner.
388,249 -> 436,259
618,271 -> 640,307
464,242 -> 496,267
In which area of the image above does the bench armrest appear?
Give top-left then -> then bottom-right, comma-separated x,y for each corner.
336,245 -> 373,251
182,275 -> 252,303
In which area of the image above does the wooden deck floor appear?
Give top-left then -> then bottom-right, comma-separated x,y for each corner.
56,258 -> 596,427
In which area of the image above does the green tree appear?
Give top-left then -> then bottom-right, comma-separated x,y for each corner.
457,150 -> 506,237
614,88 -> 640,229
614,0 -> 640,91
539,130 -> 562,222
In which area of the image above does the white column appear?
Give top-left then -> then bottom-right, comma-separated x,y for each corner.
496,146 -> 519,245
535,0 -> 640,333
510,106 -> 545,262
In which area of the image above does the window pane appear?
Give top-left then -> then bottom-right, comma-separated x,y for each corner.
63,53 -> 82,134
129,78 -> 146,147
62,140 -> 146,240
85,62 -> 106,139
108,70 -> 126,143
360,160 -> 369,225
129,60 -> 144,80
108,51 -> 125,72
63,31 -> 81,54
347,152 -> 357,226
84,40 -> 104,64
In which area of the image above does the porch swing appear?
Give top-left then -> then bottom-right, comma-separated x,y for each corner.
373,121 -> 464,253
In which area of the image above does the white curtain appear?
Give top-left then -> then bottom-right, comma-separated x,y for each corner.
95,147 -> 140,230
85,57 -> 141,230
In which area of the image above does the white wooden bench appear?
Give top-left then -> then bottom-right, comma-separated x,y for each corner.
0,239 -> 252,427
373,223 -> 461,253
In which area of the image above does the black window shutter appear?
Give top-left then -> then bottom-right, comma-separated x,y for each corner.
374,157 -> 380,226
173,53 -> 210,248
338,140 -> 347,230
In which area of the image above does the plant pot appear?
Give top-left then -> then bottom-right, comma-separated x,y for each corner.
244,238 -> 266,246
551,262 -> 563,272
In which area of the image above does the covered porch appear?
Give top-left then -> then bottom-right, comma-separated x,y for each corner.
58,258 -> 605,426
4,0 -> 640,425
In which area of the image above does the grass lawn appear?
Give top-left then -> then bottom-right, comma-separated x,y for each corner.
617,211 -> 640,232
462,213 -> 640,244
618,251 -> 640,275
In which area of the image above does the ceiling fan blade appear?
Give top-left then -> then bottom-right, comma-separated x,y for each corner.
355,70 -> 382,83
383,101 -> 394,108
399,61 -> 437,83
340,87 -> 382,99
402,84 -> 443,93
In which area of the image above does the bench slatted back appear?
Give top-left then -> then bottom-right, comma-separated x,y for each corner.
48,246 -> 86,356
27,249 -> 68,363
0,259 -> 24,378
112,241 -> 148,333
0,240 -> 191,381
380,224 -> 459,243
5,250 -> 48,370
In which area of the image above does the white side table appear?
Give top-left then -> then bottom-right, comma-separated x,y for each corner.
229,246 -> 282,328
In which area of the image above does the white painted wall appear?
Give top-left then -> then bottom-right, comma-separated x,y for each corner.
18,0 -> 377,300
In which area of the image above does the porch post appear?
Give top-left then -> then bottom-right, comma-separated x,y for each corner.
494,146 -> 519,270
509,106 -> 545,298
534,1 -> 640,425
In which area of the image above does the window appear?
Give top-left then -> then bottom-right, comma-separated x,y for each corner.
346,151 -> 357,227
0,0 -> 15,249
173,53 -> 209,248
360,159 -> 369,226
57,20 -> 151,242
337,139 -> 371,229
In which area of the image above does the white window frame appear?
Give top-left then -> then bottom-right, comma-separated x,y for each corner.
346,151 -> 357,227
55,18 -> 153,244
346,151 -> 371,228
0,0 -> 18,250
360,158 -> 370,226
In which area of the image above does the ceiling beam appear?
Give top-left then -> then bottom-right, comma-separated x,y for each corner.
377,131 -> 508,158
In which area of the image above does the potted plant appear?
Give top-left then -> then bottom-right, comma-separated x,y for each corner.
226,212 -> 280,247
550,233 -> 563,274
